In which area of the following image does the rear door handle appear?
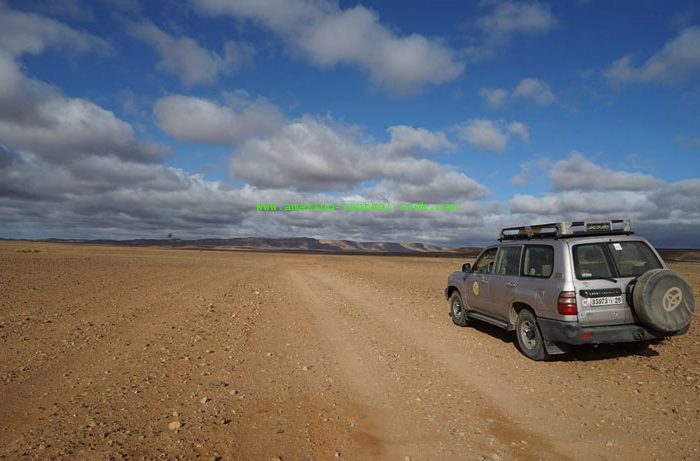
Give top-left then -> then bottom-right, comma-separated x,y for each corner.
505,282 -> 517,288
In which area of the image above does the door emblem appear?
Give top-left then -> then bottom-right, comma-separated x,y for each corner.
472,281 -> 480,296
662,287 -> 683,312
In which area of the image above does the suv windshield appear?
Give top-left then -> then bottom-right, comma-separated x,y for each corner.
573,241 -> 662,279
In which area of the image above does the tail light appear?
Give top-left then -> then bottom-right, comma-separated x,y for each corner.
557,291 -> 578,315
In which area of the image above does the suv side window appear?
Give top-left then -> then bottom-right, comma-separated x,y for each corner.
522,245 -> 554,278
495,246 -> 522,276
473,247 -> 497,274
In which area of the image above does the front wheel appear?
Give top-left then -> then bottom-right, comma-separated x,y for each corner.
515,310 -> 549,361
450,292 -> 469,327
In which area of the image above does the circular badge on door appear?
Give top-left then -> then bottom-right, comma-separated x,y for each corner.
472,281 -> 480,296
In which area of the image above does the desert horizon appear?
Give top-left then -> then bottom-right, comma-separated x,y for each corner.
4,236 -> 700,263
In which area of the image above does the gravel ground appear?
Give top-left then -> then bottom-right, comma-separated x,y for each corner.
1,242 -> 699,460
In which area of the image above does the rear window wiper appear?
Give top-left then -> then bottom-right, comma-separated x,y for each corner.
579,274 -> 619,283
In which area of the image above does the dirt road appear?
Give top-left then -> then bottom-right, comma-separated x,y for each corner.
1,243 -> 699,460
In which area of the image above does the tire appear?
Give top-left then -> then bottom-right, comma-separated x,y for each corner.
515,310 -> 550,361
631,269 -> 695,333
450,292 -> 469,327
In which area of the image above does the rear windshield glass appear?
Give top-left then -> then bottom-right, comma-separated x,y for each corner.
573,241 -> 662,279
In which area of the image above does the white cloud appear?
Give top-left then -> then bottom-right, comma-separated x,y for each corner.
479,87 -> 508,108
458,119 -> 507,152
512,77 -> 556,105
370,168 -> 487,203
510,190 -> 657,216
511,157 -> 550,185
127,21 -> 254,87
604,26 -> 700,86
154,93 -> 285,145
456,118 -> 528,152
465,1 -> 557,60
507,121 -> 529,141
479,77 -> 555,108
550,152 -> 663,191
193,0 -> 464,95
0,54 -> 163,163
651,179 -> 700,220
478,1 -> 557,36
0,2 -> 108,57
229,115 -> 486,202
511,171 -> 529,186
0,6 -> 160,162
230,116 -> 371,190
381,126 -> 454,156
502,153 -> 700,246
677,136 -> 700,149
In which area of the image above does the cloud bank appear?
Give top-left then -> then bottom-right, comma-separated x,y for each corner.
193,0 -> 464,94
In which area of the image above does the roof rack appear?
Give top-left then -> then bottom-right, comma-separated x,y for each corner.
498,219 -> 632,241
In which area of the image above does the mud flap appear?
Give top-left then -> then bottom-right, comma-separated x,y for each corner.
543,339 -> 567,355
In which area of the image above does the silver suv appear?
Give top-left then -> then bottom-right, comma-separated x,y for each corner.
445,220 -> 696,360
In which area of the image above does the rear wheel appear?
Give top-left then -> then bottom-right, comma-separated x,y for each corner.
450,292 -> 469,327
515,310 -> 550,361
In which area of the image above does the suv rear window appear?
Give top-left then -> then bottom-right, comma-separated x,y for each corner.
573,241 -> 662,279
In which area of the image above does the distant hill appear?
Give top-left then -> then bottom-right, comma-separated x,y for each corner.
657,249 -> 700,263
5,237 -> 697,260
37,236 -> 481,256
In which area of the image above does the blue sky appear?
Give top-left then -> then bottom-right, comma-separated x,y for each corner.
0,0 -> 699,246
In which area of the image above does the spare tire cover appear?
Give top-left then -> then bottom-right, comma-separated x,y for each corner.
632,269 -> 695,333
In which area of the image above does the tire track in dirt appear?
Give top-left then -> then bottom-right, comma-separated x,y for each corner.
283,267 -> 412,459
283,260 -> 576,460
289,261 -> 580,460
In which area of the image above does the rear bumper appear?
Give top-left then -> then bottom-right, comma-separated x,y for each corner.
538,318 -> 688,345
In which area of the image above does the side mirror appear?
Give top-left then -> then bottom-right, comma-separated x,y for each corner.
462,263 -> 471,273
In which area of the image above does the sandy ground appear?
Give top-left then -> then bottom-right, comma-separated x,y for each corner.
1,242 -> 699,460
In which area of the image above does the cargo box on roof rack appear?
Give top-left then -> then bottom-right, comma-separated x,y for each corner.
498,219 -> 632,241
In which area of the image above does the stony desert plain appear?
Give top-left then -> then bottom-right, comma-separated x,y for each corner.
1,242 -> 699,460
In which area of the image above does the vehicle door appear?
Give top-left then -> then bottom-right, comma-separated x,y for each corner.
516,245 -> 556,318
465,247 -> 498,312
490,245 -> 523,320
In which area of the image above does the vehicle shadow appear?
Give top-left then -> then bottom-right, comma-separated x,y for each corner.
549,343 -> 660,362
465,319 -> 661,361
467,319 -> 515,344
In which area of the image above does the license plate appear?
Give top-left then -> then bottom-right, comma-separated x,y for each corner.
589,296 -> 623,307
